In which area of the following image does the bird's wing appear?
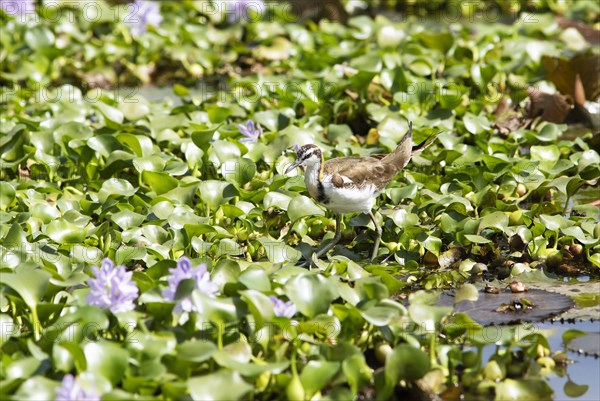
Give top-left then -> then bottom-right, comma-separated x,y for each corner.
324,157 -> 398,190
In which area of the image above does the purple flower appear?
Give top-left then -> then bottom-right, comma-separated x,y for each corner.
238,119 -> 262,143
87,258 -> 139,314
294,144 -> 300,152
163,257 -> 218,314
126,0 -> 163,37
269,296 -> 296,318
55,374 -> 100,401
226,0 -> 265,23
1,0 -> 35,20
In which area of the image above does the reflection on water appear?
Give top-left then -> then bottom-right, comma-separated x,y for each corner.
480,320 -> 600,401
546,320 -> 600,401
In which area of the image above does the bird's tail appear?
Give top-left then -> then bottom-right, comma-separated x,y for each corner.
381,121 -> 440,171
411,128 -> 441,156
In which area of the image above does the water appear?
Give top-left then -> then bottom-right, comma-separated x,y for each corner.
480,320 -> 600,400
545,320 -> 600,401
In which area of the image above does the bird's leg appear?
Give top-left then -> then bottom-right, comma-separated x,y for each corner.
369,210 -> 382,262
315,213 -> 342,259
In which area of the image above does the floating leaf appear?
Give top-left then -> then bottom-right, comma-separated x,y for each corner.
188,370 -> 252,401
45,219 -> 87,244
141,171 -> 179,195
300,360 -> 340,398
0,182 -> 16,211
83,342 -> 128,386
287,195 -> 325,221
495,378 -> 553,401
386,344 -> 430,382
285,273 -> 338,318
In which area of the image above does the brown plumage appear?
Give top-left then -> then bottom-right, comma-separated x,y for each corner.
322,124 -> 437,191
285,121 -> 438,262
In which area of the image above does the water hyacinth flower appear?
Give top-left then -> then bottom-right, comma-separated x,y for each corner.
125,0 -> 163,37
238,119 -> 262,143
54,374 -> 100,401
227,0 -> 265,23
163,257 -> 218,314
87,258 -> 139,314
269,296 -> 296,318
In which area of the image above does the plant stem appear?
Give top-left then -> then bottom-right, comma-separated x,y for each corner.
31,304 -> 41,341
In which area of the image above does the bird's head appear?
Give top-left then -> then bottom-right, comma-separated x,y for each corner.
285,144 -> 322,174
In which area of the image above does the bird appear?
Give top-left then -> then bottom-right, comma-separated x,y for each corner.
284,121 -> 437,262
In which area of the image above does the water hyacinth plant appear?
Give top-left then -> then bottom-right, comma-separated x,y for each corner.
125,0 -> 163,37
54,375 -> 99,401
269,296 -> 296,318
86,259 -> 139,314
1,1 -> 599,400
162,257 -> 218,313
238,119 -> 262,143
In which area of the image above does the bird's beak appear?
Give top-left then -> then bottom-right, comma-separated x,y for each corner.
285,160 -> 301,174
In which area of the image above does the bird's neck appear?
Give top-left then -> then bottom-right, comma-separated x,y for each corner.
304,155 -> 325,188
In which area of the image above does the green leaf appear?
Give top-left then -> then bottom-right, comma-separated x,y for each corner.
110,209 -> 146,231
54,121 -> 94,143
98,179 -> 137,203
174,278 -> 197,301
198,180 -> 236,211
422,235 -> 442,257
188,370 -> 252,401
454,284 -> 479,304
141,170 -> 179,195
342,354 -> 372,395
285,273 -> 338,318
2,268 -> 50,310
287,195 -> 325,221
177,341 -> 216,363
386,344 -> 430,382
530,145 -> 560,173
238,269 -> 271,292
495,379 -> 553,401
192,292 -> 242,325
359,305 -> 400,326
24,26 -> 55,50
408,303 -> 452,331
13,377 -> 58,401
191,124 -> 222,151
5,357 -> 41,380
83,342 -> 128,386
254,110 -> 290,132
0,182 -> 16,211
95,101 -> 124,125
463,113 -> 490,134
240,289 -> 274,327
300,360 -> 340,398
479,211 -> 509,233
263,192 -> 292,210
564,379 -> 589,398
257,237 -> 302,264
418,31 -> 454,53
119,100 -> 149,121
221,158 -> 256,186
539,214 -> 572,232
45,219 -> 87,244
562,329 -> 587,346
0,314 -> 14,347
464,234 -> 492,244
